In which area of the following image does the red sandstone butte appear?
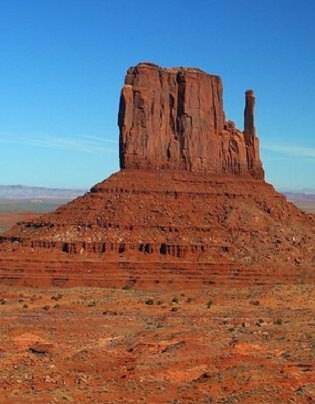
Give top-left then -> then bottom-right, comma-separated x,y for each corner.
0,62 -> 314,288
119,62 -> 264,178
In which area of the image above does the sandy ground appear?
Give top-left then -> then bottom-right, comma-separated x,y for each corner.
294,201 -> 315,214
0,213 -> 40,234
0,283 -> 314,403
0,199 -> 65,234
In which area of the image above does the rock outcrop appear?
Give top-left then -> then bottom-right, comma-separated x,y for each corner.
0,62 -> 314,288
119,63 -> 264,179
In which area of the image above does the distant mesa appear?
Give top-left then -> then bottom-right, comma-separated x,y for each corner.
0,62 -> 314,288
119,62 -> 264,179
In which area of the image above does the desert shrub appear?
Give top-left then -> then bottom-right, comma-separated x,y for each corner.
51,293 -> 63,301
207,299 -> 213,308
274,319 -> 283,325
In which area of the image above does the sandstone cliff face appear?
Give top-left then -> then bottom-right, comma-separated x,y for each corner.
119,63 -> 264,179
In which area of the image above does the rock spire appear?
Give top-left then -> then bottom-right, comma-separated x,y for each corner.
244,89 -> 256,137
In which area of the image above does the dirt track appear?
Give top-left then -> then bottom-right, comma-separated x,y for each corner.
0,283 -> 314,403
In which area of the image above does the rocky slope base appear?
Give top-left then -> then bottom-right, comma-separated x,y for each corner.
0,170 -> 314,287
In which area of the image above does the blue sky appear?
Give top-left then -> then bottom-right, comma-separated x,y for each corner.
0,0 -> 314,191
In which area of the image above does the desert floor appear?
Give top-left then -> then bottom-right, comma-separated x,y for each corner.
0,199 -> 64,234
0,283 -> 314,403
0,213 -> 40,234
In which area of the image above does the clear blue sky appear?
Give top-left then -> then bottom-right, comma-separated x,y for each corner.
0,0 -> 314,191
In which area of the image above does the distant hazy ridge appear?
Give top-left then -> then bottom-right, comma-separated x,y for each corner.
0,185 -> 85,200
